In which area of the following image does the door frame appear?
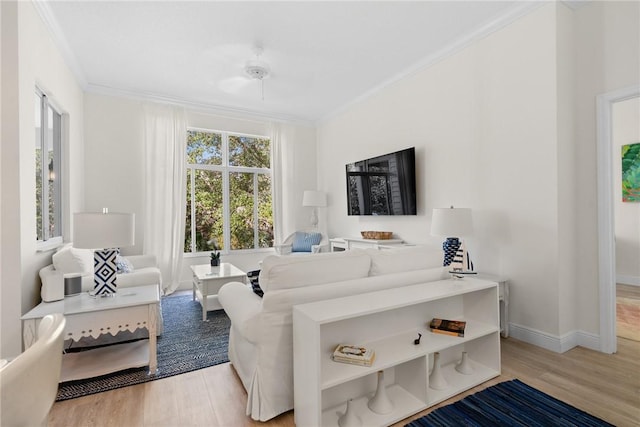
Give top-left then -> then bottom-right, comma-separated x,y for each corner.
596,85 -> 640,354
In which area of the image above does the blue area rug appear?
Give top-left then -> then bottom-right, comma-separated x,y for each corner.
406,379 -> 613,427
56,293 -> 230,401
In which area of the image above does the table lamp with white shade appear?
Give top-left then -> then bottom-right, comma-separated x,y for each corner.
302,190 -> 327,229
73,209 -> 135,296
430,206 -> 474,269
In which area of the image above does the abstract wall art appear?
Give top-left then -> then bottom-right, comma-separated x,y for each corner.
622,142 -> 640,202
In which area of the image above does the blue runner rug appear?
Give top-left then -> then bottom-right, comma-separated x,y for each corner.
406,379 -> 612,427
56,293 -> 230,401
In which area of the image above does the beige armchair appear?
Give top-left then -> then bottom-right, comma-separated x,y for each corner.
1,313 -> 66,426
274,231 -> 329,255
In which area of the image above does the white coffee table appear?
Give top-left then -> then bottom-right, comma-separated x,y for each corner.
191,263 -> 247,321
21,284 -> 160,382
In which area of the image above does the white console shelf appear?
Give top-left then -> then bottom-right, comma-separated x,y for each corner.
293,278 -> 501,427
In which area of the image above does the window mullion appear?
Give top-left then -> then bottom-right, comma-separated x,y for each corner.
253,173 -> 259,249
190,166 -> 196,253
222,133 -> 231,253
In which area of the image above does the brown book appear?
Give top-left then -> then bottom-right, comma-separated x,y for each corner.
429,318 -> 466,337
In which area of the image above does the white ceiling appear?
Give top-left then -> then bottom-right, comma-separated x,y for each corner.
38,1 -> 540,123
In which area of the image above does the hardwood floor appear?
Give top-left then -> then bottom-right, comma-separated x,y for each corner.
618,283 -> 640,299
49,337 -> 640,427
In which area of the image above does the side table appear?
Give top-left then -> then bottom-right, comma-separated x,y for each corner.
21,284 -> 160,382
190,263 -> 247,321
475,273 -> 509,338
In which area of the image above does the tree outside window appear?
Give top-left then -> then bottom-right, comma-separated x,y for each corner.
184,129 -> 273,254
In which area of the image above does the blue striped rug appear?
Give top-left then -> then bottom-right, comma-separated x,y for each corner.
406,379 -> 612,427
56,293 -> 230,401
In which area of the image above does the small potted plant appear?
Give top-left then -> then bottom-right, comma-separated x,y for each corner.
208,239 -> 221,267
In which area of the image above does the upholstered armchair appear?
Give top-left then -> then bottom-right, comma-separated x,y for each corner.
274,231 -> 329,255
1,313 -> 66,426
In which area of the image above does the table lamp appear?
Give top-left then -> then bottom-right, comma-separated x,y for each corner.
73,209 -> 135,296
430,206 -> 473,267
302,190 -> 327,229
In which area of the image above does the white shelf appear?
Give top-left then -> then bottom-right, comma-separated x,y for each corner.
61,340 -> 150,382
322,384 -> 425,427
426,359 -> 500,406
293,278 -> 501,427
321,320 -> 498,390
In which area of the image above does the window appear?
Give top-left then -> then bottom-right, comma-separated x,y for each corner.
35,89 -> 62,244
184,129 -> 273,254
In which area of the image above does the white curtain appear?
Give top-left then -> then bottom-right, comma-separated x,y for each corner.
143,103 -> 186,294
270,122 -> 297,245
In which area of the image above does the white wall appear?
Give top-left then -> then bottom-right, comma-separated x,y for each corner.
317,2 -> 640,351
319,5 -> 562,340
573,0 -> 640,340
83,93 -> 318,290
1,1 -> 84,357
613,97 -> 640,285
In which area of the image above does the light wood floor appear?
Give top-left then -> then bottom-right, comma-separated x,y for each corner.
619,283 -> 640,299
49,337 -> 640,427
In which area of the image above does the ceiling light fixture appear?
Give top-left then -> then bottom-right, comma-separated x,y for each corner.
244,46 -> 270,101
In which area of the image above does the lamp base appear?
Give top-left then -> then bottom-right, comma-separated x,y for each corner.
94,248 -> 118,295
442,237 -> 461,266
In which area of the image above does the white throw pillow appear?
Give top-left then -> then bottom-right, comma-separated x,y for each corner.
52,246 -> 94,274
368,246 -> 444,276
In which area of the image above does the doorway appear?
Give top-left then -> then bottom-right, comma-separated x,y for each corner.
597,85 -> 640,354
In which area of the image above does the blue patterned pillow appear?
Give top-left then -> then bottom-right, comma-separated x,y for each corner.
292,232 -> 322,252
115,255 -> 134,274
247,269 -> 263,297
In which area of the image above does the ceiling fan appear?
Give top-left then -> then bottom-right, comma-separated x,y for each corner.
216,45 -> 271,100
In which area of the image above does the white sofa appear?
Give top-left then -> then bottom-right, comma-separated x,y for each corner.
39,245 -> 164,335
218,246 -> 447,421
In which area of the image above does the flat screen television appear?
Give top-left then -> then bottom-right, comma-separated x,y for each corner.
346,147 -> 416,215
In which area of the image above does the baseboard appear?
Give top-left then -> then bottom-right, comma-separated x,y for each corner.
508,323 -> 600,353
617,275 -> 640,286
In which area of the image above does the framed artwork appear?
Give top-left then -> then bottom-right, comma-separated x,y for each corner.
622,142 -> 640,202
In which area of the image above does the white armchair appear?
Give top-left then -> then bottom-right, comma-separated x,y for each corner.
274,231 -> 329,255
1,313 -> 66,426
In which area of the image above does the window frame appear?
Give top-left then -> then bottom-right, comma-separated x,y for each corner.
184,127 -> 273,257
35,87 -> 64,250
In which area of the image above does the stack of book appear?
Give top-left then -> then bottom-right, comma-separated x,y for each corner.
332,344 -> 376,367
429,318 -> 466,337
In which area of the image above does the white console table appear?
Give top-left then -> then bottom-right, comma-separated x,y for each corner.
21,284 -> 159,382
293,278 -> 501,427
330,237 -> 405,251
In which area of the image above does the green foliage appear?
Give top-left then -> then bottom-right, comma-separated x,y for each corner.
184,131 -> 274,253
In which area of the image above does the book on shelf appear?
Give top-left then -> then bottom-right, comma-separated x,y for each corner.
332,344 -> 375,367
429,318 -> 466,337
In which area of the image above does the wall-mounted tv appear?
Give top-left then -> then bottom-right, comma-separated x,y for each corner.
346,147 -> 416,216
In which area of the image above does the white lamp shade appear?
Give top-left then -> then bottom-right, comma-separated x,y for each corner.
73,212 -> 135,249
302,190 -> 327,207
430,207 -> 473,238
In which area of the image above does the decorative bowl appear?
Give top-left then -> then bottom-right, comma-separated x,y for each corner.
360,231 -> 393,240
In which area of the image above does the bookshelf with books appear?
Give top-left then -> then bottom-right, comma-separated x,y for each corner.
293,278 -> 501,427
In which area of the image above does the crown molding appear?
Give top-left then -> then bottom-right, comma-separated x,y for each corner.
560,0 -> 591,11
85,83 -> 314,126
318,1 -> 545,125
32,1 -> 88,89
